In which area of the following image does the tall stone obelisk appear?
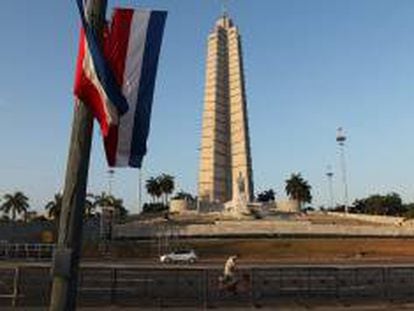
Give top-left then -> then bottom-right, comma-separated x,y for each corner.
198,13 -> 254,204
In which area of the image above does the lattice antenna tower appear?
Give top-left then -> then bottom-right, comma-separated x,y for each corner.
336,127 -> 349,213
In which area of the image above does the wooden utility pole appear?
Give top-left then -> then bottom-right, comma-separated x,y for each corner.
49,1 -> 107,310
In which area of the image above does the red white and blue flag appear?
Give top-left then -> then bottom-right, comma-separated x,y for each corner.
74,0 -> 167,168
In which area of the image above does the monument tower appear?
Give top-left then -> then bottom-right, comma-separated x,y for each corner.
198,12 -> 254,204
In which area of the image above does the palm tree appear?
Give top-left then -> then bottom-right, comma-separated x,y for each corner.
146,177 -> 161,203
45,193 -> 95,222
93,192 -> 112,209
285,173 -> 312,209
1,191 -> 30,221
45,193 -> 62,221
108,196 -> 128,219
158,174 -> 175,205
92,192 -> 128,220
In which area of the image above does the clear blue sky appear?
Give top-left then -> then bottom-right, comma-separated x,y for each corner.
1,0 -> 414,213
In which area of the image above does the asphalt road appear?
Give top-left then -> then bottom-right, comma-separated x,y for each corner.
3,258 -> 414,269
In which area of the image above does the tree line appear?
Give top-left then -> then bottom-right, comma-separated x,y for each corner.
0,191 -> 127,223
6,172 -> 411,220
0,172 -> 314,219
144,172 -> 313,212
256,173 -> 312,209
329,192 -> 414,218
257,174 -> 414,218
143,173 -> 175,213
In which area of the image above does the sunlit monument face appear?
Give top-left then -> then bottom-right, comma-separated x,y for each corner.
198,14 -> 254,203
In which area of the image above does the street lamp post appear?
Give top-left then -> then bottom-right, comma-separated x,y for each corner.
326,165 -> 334,210
100,169 -> 115,254
107,169 -> 114,196
336,127 -> 349,213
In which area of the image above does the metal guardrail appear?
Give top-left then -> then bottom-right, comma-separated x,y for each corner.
0,243 -> 55,260
2,265 -> 414,308
0,267 -> 20,307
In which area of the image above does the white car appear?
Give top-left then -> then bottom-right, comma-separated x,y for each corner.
160,250 -> 197,264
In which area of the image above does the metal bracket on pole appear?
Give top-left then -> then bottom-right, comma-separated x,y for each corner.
51,248 -> 73,279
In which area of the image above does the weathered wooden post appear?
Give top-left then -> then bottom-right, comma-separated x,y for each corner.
49,1 -> 107,310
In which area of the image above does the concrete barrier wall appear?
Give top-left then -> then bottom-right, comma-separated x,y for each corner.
0,218 -> 101,243
276,200 -> 300,213
114,218 -> 414,239
326,212 -> 412,225
170,199 -> 190,213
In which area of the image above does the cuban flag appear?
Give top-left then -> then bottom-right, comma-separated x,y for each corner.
74,0 -> 167,168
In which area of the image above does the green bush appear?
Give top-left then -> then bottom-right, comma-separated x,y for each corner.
142,203 -> 168,213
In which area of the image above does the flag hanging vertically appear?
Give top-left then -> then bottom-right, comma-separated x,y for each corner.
74,0 -> 167,168
104,9 -> 167,168
74,0 -> 129,134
